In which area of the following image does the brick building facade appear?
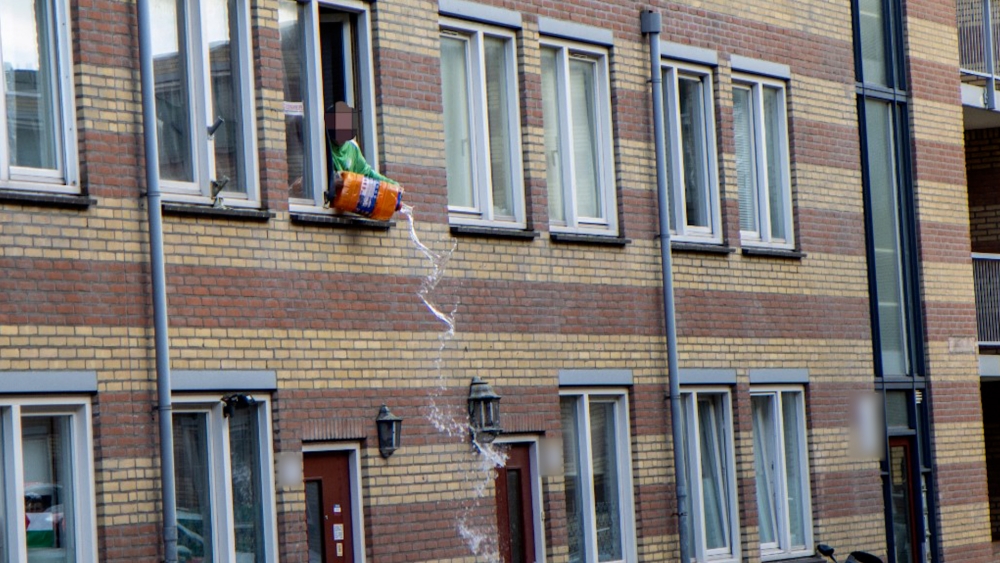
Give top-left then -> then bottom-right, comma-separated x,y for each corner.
0,0 -> 994,560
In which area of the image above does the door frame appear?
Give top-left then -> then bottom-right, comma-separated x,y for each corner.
303,442 -> 368,563
494,434 -> 546,563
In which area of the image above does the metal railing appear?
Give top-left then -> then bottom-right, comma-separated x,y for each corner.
959,0 -> 1000,108
974,254 -> 1000,345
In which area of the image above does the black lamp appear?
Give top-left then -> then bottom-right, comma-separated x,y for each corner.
468,377 -> 501,445
375,404 -> 402,458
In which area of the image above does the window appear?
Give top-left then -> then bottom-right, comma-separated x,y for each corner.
750,388 -> 812,560
281,0 -> 379,209
679,390 -> 738,562
560,391 -> 636,563
173,395 -> 277,563
0,0 -> 78,193
440,20 -> 525,227
541,40 -> 617,234
732,75 -> 793,248
0,398 -> 97,563
661,63 -> 720,242
151,0 -> 259,205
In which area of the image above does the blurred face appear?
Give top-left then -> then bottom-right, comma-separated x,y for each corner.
333,108 -> 356,145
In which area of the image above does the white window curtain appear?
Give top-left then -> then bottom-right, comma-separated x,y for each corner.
441,35 -> 475,208
484,35 -> 514,218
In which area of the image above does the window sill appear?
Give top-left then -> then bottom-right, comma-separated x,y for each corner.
741,246 -> 806,259
0,189 -> 94,209
291,212 -> 394,231
162,203 -> 273,221
550,232 -> 630,246
450,224 -> 539,240
762,555 -> 825,563
670,241 -> 735,254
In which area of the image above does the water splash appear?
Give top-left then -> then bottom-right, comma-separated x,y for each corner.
399,204 -> 508,562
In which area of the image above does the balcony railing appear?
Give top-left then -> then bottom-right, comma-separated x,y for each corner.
974,254 -> 1000,345
959,0 -> 1000,108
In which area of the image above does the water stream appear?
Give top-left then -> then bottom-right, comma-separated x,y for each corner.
398,204 -> 508,562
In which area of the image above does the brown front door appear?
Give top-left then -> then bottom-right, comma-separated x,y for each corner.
496,443 -> 537,563
304,451 -> 355,563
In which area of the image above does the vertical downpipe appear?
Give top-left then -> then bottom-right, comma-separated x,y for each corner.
136,0 -> 178,560
641,10 -> 692,563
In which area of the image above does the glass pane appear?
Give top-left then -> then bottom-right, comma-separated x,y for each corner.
889,444 -> 914,563
679,77 -> 709,228
560,397 -> 585,563
541,48 -> 565,223
306,481 -> 323,563
1,0 -> 62,171
751,396 -> 778,547
229,406 -> 265,563
781,392 -> 807,549
23,416 -> 75,563
441,36 -> 475,208
151,0 -> 194,182
859,0 -> 888,85
279,0 -> 308,199
698,396 -> 730,551
173,413 -> 214,563
886,391 -> 910,428
764,86 -> 787,241
864,100 -> 908,375
205,0 -> 246,193
506,469 -> 525,563
484,36 -> 514,219
0,416 -> 6,563
662,70 -> 676,231
569,58 -> 602,220
589,402 -> 622,561
733,86 -> 757,233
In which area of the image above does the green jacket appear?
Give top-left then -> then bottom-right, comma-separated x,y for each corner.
330,140 -> 395,184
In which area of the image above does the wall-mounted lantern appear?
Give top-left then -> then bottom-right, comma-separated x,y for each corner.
375,404 -> 402,458
468,377 -> 501,445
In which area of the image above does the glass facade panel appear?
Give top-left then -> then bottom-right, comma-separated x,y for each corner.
173,413 -> 214,563
589,401 -> 622,562
22,416 -> 75,563
733,86 -> 757,233
679,77 -> 709,228
151,0 -> 194,182
229,407 -> 265,563
763,86 -> 786,241
1,0 -> 62,171
484,36 -> 514,218
864,99 -> 908,376
279,0 -> 307,199
569,58 -> 601,220
542,47 -> 564,223
560,397 -> 585,563
858,0 -> 888,85
205,0 -> 245,193
441,36 -> 474,208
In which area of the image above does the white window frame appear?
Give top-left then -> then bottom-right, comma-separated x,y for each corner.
662,61 -> 721,243
0,396 -> 97,563
749,386 -> 813,561
302,442 -> 368,563
541,38 -> 618,235
560,389 -> 638,563
440,18 -> 526,228
732,74 -> 793,248
158,0 -> 260,207
494,434 -> 547,563
286,0 -> 379,211
680,388 -> 739,563
0,0 -> 79,193
172,394 -> 278,563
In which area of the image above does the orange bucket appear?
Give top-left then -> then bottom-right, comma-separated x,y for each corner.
330,171 -> 403,221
